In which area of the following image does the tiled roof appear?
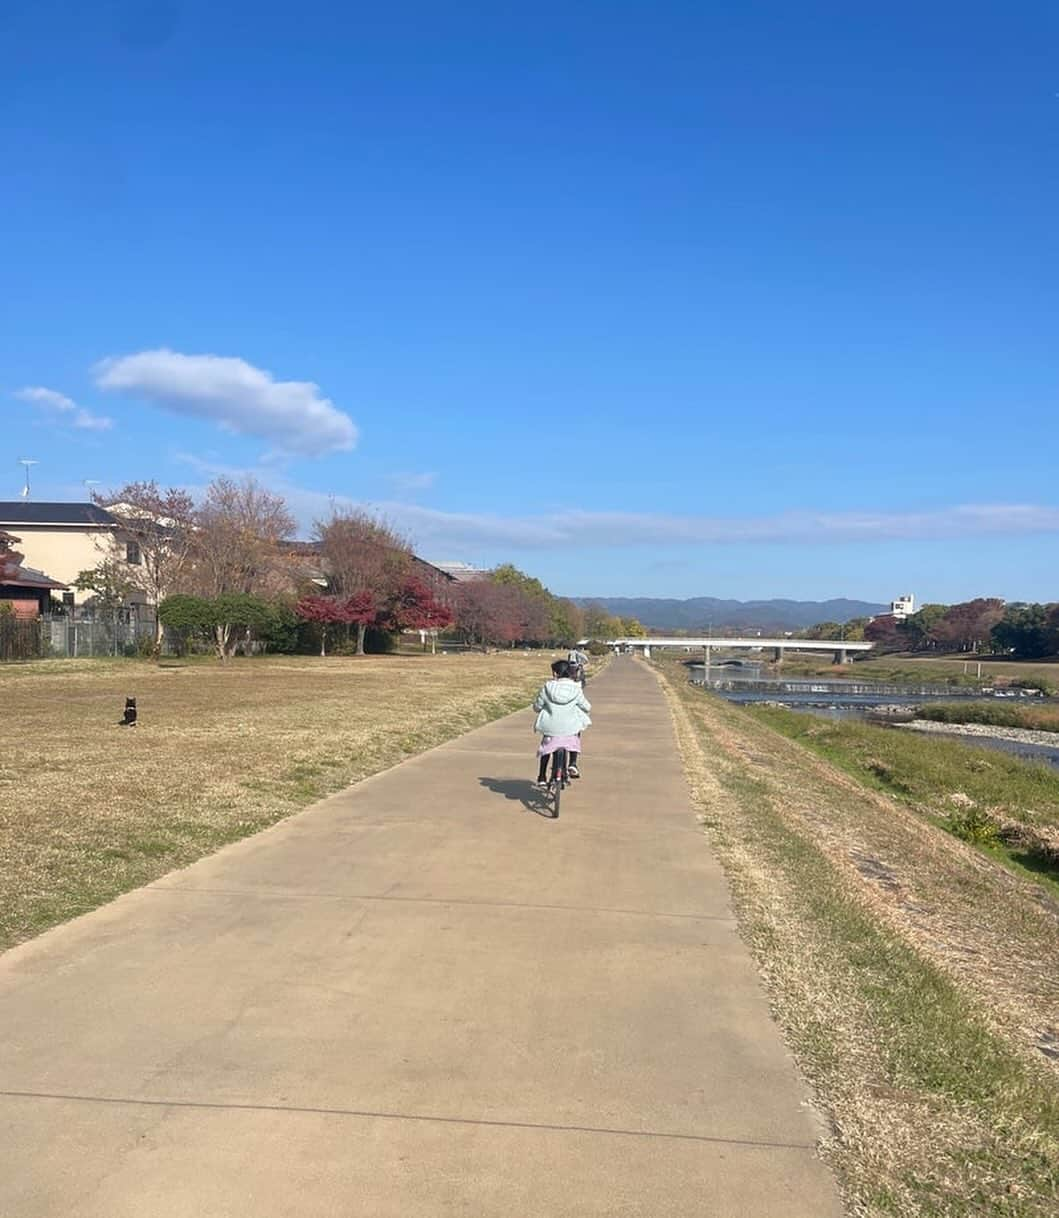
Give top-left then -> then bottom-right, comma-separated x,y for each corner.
0,502 -> 120,527
0,563 -> 67,590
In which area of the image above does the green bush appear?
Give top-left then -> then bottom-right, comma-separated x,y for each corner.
947,805 -> 1001,847
259,602 -> 299,653
365,627 -> 397,654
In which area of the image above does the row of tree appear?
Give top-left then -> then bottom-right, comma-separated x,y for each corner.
802,599 -> 1059,658
70,477 -> 642,659
450,570 -> 644,651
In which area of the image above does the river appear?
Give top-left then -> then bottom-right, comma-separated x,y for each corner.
687,662 -> 1059,771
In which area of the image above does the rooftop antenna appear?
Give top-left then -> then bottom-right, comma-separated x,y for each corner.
17,458 -> 39,500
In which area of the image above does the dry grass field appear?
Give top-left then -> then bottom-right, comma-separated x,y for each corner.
0,653 -> 550,950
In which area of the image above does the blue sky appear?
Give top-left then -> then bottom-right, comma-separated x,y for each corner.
3,0 -> 1058,603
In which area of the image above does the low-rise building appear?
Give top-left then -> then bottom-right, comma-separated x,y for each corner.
427,560 -> 487,582
0,502 -> 139,606
0,530 -> 67,617
889,594 -> 915,619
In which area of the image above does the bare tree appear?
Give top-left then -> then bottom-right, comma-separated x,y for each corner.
191,477 -> 296,597
314,510 -> 411,654
95,481 -> 196,656
190,477 -> 296,658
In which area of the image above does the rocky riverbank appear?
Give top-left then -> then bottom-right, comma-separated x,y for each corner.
898,719 -> 1059,747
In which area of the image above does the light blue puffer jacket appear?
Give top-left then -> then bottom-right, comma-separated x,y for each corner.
533,678 -> 592,736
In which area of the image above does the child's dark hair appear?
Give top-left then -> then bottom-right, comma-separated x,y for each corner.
551,659 -> 571,679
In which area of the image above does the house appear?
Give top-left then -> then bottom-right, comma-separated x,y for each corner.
0,530 -> 67,617
280,540 -> 458,600
0,502 -> 139,607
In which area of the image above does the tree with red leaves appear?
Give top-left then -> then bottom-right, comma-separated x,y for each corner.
296,595 -> 350,657
342,589 -> 379,643
453,580 -> 529,648
864,614 -> 901,649
930,598 -> 1005,653
315,511 -> 412,654
386,577 -> 454,639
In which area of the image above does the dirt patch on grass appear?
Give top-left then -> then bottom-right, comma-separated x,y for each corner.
0,653 -> 550,950
652,659 -> 1059,1217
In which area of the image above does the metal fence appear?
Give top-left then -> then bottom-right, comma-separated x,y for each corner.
43,613 -> 157,658
0,616 -> 41,662
0,613 -> 160,661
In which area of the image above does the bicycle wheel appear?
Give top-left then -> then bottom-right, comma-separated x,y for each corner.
550,748 -> 566,819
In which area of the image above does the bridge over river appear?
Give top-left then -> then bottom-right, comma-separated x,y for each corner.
608,636 -> 875,664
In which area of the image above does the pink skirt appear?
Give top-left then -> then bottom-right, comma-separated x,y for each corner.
538,734 -> 582,757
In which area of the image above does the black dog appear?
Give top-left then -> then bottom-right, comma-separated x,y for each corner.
120,697 -> 137,727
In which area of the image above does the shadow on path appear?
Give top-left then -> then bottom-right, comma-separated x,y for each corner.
477,776 -> 554,817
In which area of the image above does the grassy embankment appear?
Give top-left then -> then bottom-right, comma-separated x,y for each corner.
753,704 -> 1059,893
0,652 -> 552,951
653,658 -> 1059,1218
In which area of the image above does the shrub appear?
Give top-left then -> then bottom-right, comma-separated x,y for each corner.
1009,677 -> 1056,695
260,602 -> 300,653
947,804 -> 1001,847
364,627 -> 397,654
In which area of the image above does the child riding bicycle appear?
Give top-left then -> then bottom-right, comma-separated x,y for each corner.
533,659 -> 591,787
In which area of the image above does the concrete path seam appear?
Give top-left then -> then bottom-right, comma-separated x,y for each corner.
145,884 -> 740,922
0,1090 -> 819,1151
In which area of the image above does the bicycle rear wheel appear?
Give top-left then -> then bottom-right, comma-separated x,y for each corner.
550,748 -> 566,819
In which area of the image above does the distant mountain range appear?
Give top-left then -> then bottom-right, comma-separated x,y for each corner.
576,597 -> 886,634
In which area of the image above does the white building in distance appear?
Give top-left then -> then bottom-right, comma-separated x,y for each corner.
889,594 -> 915,619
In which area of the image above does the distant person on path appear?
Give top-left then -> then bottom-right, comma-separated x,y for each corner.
566,646 -> 590,687
534,659 -> 591,785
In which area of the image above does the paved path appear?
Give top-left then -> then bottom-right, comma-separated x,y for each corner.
0,658 -> 842,1217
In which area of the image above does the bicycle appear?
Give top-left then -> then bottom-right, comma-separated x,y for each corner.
546,747 -> 569,819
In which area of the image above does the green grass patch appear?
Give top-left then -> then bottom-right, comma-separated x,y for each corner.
918,702 -> 1059,734
750,705 -> 1059,895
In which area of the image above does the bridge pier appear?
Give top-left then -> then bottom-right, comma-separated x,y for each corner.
642,644 -> 651,659
772,646 -> 783,663
834,648 -> 849,665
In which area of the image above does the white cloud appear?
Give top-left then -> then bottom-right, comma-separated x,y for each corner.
275,494 -> 1059,552
307,501 -> 1059,552
163,456 -> 1059,553
388,471 -> 438,494
94,348 -> 357,457
15,385 -> 114,432
17,386 -> 77,412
